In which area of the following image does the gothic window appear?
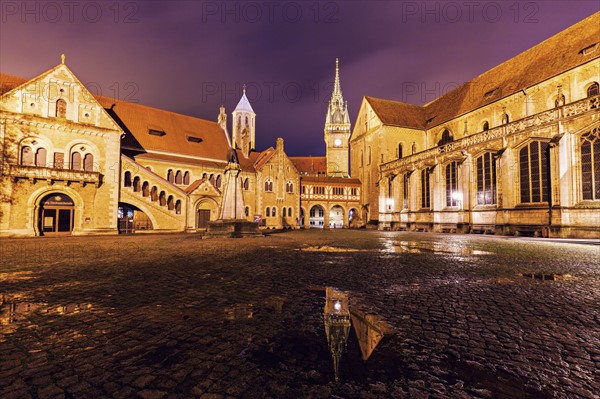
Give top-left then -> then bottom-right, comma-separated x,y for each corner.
133,176 -> 141,192
245,116 -> 249,126
35,148 -> 47,167
587,82 -> 599,97
421,169 -> 430,209
398,144 -> 403,159
476,153 -> 496,205
167,170 -> 174,183
266,207 -> 270,217
519,141 -> 549,203
176,200 -> 182,215
581,128 -> 600,200
183,171 -> 190,185
403,174 -> 409,209
483,121 -> 489,131
71,152 -> 82,170
265,180 -> 270,192
124,171 -> 132,187
56,99 -> 67,118
215,175 -> 222,189
83,153 -> 94,171
437,129 -> 453,146
175,170 -> 182,184
445,162 -> 459,207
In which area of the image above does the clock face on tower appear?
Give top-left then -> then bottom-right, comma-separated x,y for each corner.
334,138 -> 342,147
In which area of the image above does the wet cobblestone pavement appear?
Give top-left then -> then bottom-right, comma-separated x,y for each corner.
1,230 -> 599,399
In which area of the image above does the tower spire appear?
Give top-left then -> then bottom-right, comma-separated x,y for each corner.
332,58 -> 342,100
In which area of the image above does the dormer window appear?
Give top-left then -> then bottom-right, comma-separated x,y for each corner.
148,129 -> 166,137
483,88 -> 498,99
187,136 -> 202,143
580,43 -> 598,56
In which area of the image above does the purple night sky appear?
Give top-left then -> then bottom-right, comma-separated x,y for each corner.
1,1 -> 598,155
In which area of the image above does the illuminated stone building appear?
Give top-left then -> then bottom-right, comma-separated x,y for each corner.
0,59 -> 300,236
350,13 -> 600,237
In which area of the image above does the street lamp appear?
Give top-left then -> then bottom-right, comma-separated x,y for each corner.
452,191 -> 463,208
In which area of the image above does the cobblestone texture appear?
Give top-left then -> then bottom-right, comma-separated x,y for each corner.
1,231 -> 599,398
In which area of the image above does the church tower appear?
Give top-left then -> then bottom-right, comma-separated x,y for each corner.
232,86 -> 256,158
325,59 -> 351,177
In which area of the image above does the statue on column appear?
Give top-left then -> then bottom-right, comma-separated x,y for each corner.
227,146 -> 239,165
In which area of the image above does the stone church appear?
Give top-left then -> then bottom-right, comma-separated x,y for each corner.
1,12 -> 598,238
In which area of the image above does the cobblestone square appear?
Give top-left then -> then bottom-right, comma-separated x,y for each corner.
1,230 -> 599,398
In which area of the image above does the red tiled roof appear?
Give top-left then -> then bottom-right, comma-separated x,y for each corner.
0,74 -> 27,95
365,12 -> 600,130
289,156 -> 327,174
253,147 -> 276,170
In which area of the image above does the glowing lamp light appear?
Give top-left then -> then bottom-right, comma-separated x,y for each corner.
452,191 -> 463,202
334,301 -> 341,311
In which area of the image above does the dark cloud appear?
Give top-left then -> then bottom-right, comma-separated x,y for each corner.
1,1 -> 597,155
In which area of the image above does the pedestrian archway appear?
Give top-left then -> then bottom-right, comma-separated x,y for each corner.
330,205 -> 344,228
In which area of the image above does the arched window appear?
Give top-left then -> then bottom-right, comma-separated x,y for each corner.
266,207 -> 270,217
167,195 -> 174,210
209,174 -> 215,185
519,141 -> 549,203
483,121 -> 489,131
133,176 -> 141,192
587,82 -> 599,97
243,178 -> 249,190
21,146 -> 34,165
71,152 -> 82,170
282,207 -> 286,217
35,148 -> 47,167
83,153 -> 94,171
159,191 -> 166,206
581,128 -> 599,200
288,208 -> 293,218
56,99 -> 67,118
445,162 -> 459,207
202,173 -> 207,180
175,200 -> 182,215
398,144 -> 403,159
183,171 -> 190,185
124,172 -> 132,187
142,181 -> 150,197
175,170 -> 182,184
151,186 -> 158,201
167,170 -> 174,183
215,175 -> 222,189
437,129 -> 453,146
272,207 -> 276,217
421,169 -> 430,209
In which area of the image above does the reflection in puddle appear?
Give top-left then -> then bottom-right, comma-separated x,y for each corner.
225,304 -> 253,320
0,294 -> 93,335
382,239 -> 492,255
0,271 -> 36,282
323,288 -> 390,382
522,273 -> 572,281
302,246 -> 362,253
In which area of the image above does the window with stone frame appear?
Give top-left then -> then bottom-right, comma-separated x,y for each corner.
519,141 -> 549,203
56,99 -> 67,118
581,127 -> 600,200
445,161 -> 459,207
403,174 -> 409,209
476,152 -> 497,205
587,82 -> 599,97
35,148 -> 47,167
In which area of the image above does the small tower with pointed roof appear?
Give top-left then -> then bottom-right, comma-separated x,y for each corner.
232,85 -> 256,158
325,58 -> 351,177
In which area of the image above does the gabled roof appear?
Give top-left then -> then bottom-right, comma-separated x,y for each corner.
253,147 -> 276,170
96,96 -> 231,161
364,97 -> 426,129
289,156 -> 327,175
364,12 -> 600,131
0,74 -> 27,95
185,177 -> 221,196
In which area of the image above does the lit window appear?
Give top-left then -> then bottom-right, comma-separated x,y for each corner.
519,141 -> 549,203
581,128 -> 600,200
476,153 -> 497,205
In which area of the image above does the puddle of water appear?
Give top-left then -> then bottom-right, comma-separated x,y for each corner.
382,239 -> 492,255
301,246 -> 362,253
0,271 -> 36,282
522,273 -> 572,281
224,304 -> 253,320
323,287 -> 391,382
0,294 -> 93,335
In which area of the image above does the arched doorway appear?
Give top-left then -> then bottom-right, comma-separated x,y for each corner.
196,201 -> 215,229
309,205 -> 324,228
330,205 -> 344,228
118,203 -> 153,234
38,193 -> 74,236
348,208 -> 359,228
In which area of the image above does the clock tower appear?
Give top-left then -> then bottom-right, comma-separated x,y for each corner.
325,59 -> 351,177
